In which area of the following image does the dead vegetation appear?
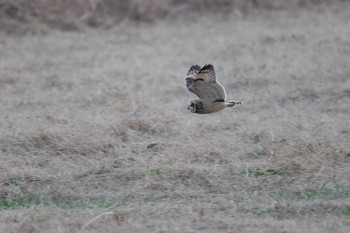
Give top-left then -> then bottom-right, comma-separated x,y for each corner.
1,0 -> 350,232
0,0 -> 340,34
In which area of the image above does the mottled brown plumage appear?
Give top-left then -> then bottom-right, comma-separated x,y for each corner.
186,64 -> 241,114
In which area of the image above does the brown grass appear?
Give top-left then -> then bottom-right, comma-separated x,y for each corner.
0,0 -> 341,34
1,1 -> 350,232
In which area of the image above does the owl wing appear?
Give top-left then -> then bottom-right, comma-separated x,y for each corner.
186,64 -> 226,103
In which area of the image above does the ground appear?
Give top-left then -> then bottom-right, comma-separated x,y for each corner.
0,2 -> 350,233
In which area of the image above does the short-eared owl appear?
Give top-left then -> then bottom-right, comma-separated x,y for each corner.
186,64 -> 241,114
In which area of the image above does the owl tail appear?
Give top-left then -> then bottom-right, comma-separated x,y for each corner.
226,100 -> 241,107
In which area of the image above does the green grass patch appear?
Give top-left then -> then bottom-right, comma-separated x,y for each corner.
343,206 -> 350,215
94,166 -> 112,175
147,143 -> 163,152
239,167 -> 283,176
150,168 -> 161,175
147,143 -> 158,149
0,195 -> 116,210
278,186 -> 350,200
0,197 -> 41,209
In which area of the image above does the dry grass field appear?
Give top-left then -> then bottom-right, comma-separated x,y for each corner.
1,1 -> 350,232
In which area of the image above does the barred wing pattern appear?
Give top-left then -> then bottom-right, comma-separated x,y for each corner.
186,64 -> 226,103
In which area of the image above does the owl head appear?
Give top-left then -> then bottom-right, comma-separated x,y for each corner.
187,100 -> 203,113
187,101 -> 197,113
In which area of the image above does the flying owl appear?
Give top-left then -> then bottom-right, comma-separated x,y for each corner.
186,64 -> 241,114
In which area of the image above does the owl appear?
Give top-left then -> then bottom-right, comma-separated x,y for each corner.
186,64 -> 241,114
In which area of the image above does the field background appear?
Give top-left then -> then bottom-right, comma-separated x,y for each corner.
1,0 -> 350,232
